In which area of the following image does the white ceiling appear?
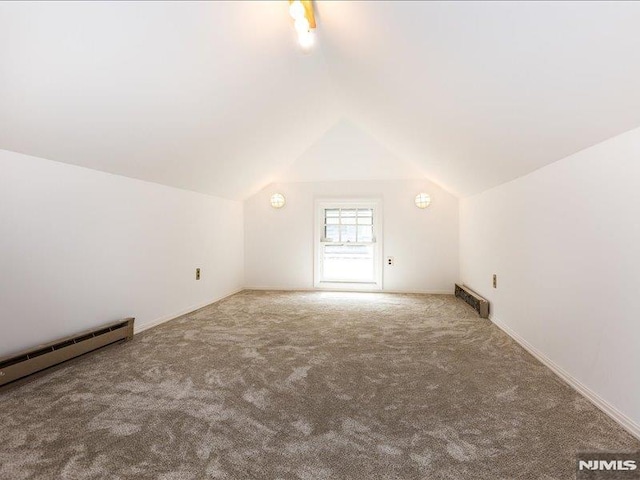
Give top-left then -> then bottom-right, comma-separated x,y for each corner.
2,1 -> 640,199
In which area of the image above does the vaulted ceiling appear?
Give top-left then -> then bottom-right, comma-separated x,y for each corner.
2,1 -> 640,199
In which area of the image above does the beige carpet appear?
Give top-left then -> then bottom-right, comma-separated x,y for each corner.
1,290 -> 638,479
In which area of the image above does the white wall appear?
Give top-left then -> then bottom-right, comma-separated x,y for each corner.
0,149 -> 244,358
245,179 -> 459,293
460,127 -> 640,436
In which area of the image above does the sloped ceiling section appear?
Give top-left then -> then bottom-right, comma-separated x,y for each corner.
0,1 -> 341,199
2,1 -> 640,199
318,1 -> 640,196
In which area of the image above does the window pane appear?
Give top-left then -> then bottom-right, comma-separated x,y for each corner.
325,209 -> 340,226
357,216 -> 373,225
340,225 -> 357,242
322,244 -> 375,282
357,225 -> 373,242
341,209 -> 357,225
324,225 -> 340,242
357,208 -> 373,217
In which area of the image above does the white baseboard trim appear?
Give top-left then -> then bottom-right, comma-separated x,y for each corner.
384,289 -> 453,295
490,315 -> 640,441
243,286 -> 453,295
133,288 -> 244,335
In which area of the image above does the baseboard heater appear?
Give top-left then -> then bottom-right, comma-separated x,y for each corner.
455,284 -> 489,318
0,317 -> 134,387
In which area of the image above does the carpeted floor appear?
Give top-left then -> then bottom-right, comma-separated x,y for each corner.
1,290 -> 638,479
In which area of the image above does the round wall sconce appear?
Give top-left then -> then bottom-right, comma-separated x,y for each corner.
270,193 -> 286,209
415,192 -> 431,209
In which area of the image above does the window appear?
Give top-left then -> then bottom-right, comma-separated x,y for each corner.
314,200 -> 382,290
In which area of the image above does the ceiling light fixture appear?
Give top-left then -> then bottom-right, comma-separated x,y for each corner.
415,193 -> 431,209
288,0 -> 316,51
270,193 -> 286,209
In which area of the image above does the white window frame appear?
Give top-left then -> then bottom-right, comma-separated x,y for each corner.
314,198 -> 383,291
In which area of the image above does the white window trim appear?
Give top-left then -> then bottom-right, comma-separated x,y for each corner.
314,198 -> 383,291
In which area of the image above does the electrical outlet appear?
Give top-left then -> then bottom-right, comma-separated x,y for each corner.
196,268 -> 201,280
386,256 -> 395,266
492,274 -> 497,288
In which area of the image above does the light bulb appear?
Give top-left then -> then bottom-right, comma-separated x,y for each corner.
415,193 -> 431,209
289,1 -> 305,21
294,17 -> 310,34
298,30 -> 314,50
270,193 -> 286,209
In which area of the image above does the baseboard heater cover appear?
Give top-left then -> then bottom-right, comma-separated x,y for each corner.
455,284 -> 489,318
0,317 -> 134,387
